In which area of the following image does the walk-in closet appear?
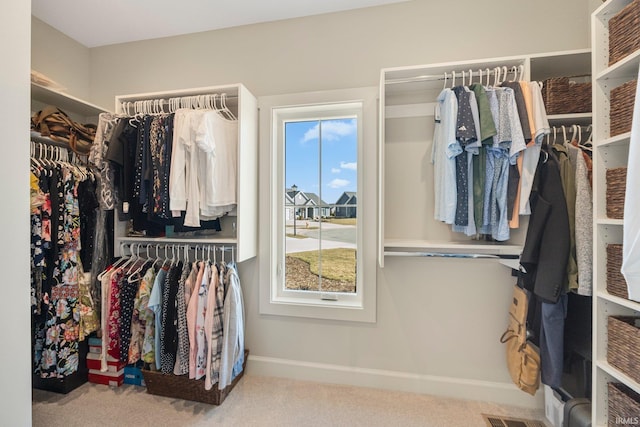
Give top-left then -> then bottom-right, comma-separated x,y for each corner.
2,0 -> 640,425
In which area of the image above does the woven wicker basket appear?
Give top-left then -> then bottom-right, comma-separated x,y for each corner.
609,0 -> 640,66
142,350 -> 248,405
607,244 -> 628,299
610,79 -> 637,137
607,317 -> 640,384
608,383 -> 640,425
542,76 -> 592,115
606,167 -> 627,219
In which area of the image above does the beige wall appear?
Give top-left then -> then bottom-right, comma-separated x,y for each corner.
31,17 -> 91,100
88,0 -> 590,108
2,2 -> 32,425
30,0 -> 595,408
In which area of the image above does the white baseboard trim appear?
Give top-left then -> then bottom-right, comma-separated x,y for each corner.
247,355 -> 544,409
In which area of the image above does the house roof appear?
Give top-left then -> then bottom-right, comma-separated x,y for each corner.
304,192 -> 329,206
335,191 -> 357,205
285,189 -> 328,206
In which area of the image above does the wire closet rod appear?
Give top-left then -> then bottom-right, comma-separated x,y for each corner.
383,251 -> 517,259
120,92 -> 238,116
386,64 -> 524,85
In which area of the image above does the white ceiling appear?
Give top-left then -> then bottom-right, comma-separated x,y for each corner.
32,0 -> 409,48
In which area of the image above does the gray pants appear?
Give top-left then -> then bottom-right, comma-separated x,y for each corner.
540,294 -> 568,388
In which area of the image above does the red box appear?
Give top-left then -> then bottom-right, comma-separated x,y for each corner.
88,370 -> 124,387
86,353 -> 125,372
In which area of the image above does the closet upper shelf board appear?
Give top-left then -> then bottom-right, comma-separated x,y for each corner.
528,49 -> 592,81
31,83 -> 109,116
384,239 -> 522,256
383,56 -> 527,106
595,49 -> 640,81
547,113 -> 593,126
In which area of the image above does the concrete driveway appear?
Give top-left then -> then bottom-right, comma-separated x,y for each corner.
285,220 -> 356,254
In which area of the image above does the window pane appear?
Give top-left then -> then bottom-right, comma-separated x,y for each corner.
284,118 -> 357,294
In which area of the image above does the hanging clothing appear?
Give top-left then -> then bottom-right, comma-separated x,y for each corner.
520,147 -> 570,304
173,262 -> 191,375
573,143 -> 593,296
432,88 -> 461,225
219,262 -> 245,390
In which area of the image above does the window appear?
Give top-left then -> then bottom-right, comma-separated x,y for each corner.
285,118 -> 358,295
259,88 -> 377,322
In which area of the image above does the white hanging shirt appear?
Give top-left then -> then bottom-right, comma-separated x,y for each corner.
622,65 -> 640,302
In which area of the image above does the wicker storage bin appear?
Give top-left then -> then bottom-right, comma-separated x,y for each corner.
606,167 -> 627,219
542,76 -> 592,114
607,317 -> 640,384
610,79 -> 637,137
609,0 -> 640,66
608,383 -> 640,425
607,244 -> 629,299
142,350 -> 248,405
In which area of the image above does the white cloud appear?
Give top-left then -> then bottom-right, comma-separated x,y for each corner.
340,161 -> 357,171
331,168 -> 341,174
328,178 -> 350,189
301,119 -> 357,143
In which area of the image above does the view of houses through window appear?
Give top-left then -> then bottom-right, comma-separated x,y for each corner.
284,118 -> 358,294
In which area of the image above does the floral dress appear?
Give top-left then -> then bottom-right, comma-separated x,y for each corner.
38,167 -> 81,378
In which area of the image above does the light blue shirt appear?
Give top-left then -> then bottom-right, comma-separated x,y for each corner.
432,88 -> 461,224
147,266 -> 168,370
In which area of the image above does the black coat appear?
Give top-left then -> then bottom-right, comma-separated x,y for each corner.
519,147 -> 570,304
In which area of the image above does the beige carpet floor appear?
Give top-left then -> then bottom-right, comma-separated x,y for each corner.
32,373 -> 549,427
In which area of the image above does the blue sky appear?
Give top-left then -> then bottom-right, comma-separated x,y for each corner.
285,118 -> 357,205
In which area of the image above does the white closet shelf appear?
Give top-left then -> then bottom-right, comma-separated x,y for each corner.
596,49 -> 640,81
597,360 -> 640,395
384,239 -> 522,256
596,218 -> 624,226
528,48 -> 592,81
118,236 -> 238,245
31,83 -> 109,116
547,113 -> 592,125
599,131 -> 631,147
597,290 -> 640,311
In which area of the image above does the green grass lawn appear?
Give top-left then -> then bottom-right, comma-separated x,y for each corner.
286,233 -> 308,239
326,218 -> 357,226
288,248 -> 356,282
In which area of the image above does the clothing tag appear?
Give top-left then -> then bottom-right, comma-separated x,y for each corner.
434,104 -> 441,123
123,202 -> 129,214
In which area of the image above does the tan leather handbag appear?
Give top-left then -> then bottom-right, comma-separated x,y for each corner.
500,285 -> 541,395
31,105 -> 97,155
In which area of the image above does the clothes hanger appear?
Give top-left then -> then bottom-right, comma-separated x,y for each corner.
221,94 -> 237,120
451,71 -> 456,88
468,69 -> 474,85
127,244 -> 152,282
98,243 -> 130,279
519,65 -> 525,81
462,70 -> 466,87
443,72 -> 448,90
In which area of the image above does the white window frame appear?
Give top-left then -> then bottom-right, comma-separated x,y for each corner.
258,87 -> 377,323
